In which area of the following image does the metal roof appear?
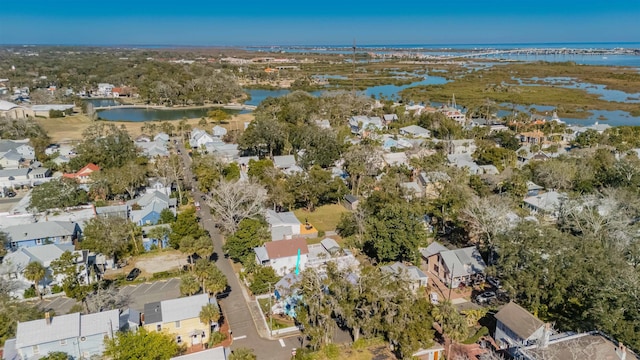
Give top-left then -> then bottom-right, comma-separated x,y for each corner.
495,302 -> 544,340
16,312 -> 81,348
4,221 -> 78,242
160,294 -> 209,323
80,309 -> 120,337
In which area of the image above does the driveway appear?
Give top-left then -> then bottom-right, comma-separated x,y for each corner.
120,278 -> 182,312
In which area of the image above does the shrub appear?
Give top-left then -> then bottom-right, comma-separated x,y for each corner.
208,331 -> 227,347
23,286 -> 37,298
51,284 -> 63,294
462,326 -> 489,344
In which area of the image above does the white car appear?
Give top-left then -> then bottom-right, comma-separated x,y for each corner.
430,292 -> 439,304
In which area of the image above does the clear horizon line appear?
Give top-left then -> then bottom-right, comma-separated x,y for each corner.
2,41 -> 640,49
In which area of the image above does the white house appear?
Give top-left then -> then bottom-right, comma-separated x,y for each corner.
212,125 -> 227,138
265,209 -> 301,241
97,83 -> 114,97
254,238 -> 309,276
349,116 -> 384,135
189,128 -> 216,149
399,125 -> 431,138
494,302 -> 546,349
0,244 -> 83,298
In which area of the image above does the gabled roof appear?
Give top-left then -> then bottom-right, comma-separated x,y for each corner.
0,168 -> 29,178
420,242 -> 449,259
264,238 -> 309,259
400,124 -> 430,136
160,294 -> 210,324
265,210 -> 301,227
320,238 -> 340,253
523,191 -> 566,212
344,194 -> 358,204
3,243 -> 75,269
15,310 -> 120,348
273,155 -> 296,169
438,244 -> 486,278
495,302 -> 544,340
4,221 -> 78,242
381,261 -> 427,282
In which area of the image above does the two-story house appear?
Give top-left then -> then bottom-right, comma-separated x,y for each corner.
4,310 -> 121,360
254,238 -> 309,276
128,190 -> 177,226
142,294 -> 215,348
421,241 -> 487,288
265,210 -> 302,241
63,163 -> 100,184
494,301 -> 545,349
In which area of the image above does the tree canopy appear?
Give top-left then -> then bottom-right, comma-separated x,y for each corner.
104,328 -> 184,360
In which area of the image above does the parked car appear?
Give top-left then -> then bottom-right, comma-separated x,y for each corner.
5,191 -> 16,198
126,268 -> 141,281
486,276 -> 502,289
475,291 -> 497,304
430,292 -> 439,305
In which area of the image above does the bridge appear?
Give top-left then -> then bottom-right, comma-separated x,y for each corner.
454,48 -> 634,59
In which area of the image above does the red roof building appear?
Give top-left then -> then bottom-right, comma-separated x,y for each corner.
63,163 -> 100,183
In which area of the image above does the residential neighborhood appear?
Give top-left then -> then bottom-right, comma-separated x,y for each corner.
1,45 -> 640,360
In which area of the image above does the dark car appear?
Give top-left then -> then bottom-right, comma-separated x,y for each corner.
126,268 -> 141,281
5,191 -> 16,198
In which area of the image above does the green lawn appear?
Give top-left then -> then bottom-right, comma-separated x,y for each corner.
294,204 -> 348,233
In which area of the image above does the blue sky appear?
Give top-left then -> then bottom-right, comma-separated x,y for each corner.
1,0 -> 639,46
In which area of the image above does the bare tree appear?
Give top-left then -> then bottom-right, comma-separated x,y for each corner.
85,282 -> 130,313
154,154 -> 185,204
207,179 -> 267,234
460,195 -> 513,251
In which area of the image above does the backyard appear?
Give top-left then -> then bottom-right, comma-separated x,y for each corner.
294,204 -> 348,234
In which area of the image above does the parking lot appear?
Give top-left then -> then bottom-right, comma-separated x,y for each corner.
120,278 -> 181,311
36,295 -> 81,315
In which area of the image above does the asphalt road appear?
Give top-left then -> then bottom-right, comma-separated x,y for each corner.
177,140 -> 300,360
120,278 -> 181,312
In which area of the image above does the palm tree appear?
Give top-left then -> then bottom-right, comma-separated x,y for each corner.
194,259 -> 227,295
180,274 -> 200,296
199,303 -> 220,330
24,262 -> 46,298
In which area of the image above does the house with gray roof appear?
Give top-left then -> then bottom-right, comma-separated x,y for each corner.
494,302 -> 546,349
142,294 -> 217,348
273,155 -> 297,170
381,262 -> 428,294
4,310 -> 121,360
212,125 -> 227,138
423,241 -> 486,288
0,140 -> 34,166
266,209 -> 302,241
0,243 -> 79,297
4,221 -> 81,250
349,115 -> 384,136
128,190 -> 177,226
523,191 -> 566,215
399,125 -> 431,138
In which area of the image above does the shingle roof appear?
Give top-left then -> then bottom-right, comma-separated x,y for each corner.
265,238 -> 309,259
439,246 -> 486,278
4,221 -> 78,242
381,262 -> 427,281
4,243 -> 75,269
273,155 -> 296,169
495,302 -> 544,340
0,168 -> 29,178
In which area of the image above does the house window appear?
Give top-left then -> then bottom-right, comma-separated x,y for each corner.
434,264 -> 439,273
60,339 -> 67,345
32,345 -> 39,355
175,320 -> 181,328
176,336 -> 182,344
156,324 -> 162,331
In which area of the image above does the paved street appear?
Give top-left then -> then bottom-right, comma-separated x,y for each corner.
120,278 -> 181,312
178,140 -> 300,360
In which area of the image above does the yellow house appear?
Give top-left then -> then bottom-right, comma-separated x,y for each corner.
142,294 -> 213,348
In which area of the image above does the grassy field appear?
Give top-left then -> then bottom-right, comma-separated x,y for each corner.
294,204 -> 348,233
37,112 -> 254,143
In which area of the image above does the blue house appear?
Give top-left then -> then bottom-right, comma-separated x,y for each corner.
4,221 -> 81,250
141,224 -> 170,251
3,310 -> 121,360
128,190 -> 177,226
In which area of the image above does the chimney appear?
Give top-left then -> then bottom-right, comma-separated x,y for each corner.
617,342 -> 627,360
45,312 -> 51,325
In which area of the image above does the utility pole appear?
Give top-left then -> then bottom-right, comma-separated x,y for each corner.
268,282 -> 273,337
448,263 -> 455,301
